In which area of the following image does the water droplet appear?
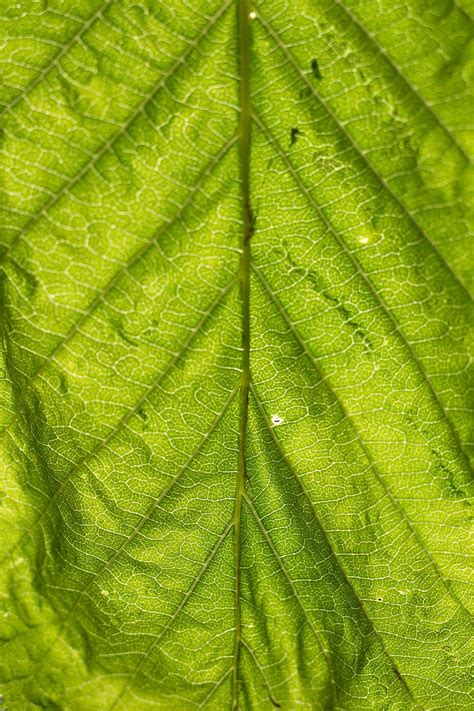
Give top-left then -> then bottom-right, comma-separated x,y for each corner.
248,11 -> 257,20
271,414 -> 284,426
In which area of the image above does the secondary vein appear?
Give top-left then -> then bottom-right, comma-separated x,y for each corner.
232,1 -> 253,708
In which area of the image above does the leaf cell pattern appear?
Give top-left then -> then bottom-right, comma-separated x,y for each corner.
0,1 -> 472,709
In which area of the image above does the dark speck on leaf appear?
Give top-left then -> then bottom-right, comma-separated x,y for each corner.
311,58 -> 322,79
290,127 -> 300,146
299,86 -> 312,99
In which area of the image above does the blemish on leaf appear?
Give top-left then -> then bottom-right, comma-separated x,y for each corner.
58,373 -> 69,395
285,251 -> 373,351
111,318 -> 138,347
250,211 -> 257,232
325,293 -> 373,351
437,456 -> 469,503
9,260 -> 38,299
269,693 -> 281,708
271,414 -> 284,426
311,58 -> 322,79
290,127 -> 300,146
138,407 -> 148,422
299,86 -> 312,99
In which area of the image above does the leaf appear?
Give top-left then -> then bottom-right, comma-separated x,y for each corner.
0,1 -> 472,709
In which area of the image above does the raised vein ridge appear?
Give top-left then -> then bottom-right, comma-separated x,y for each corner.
232,1 -> 253,708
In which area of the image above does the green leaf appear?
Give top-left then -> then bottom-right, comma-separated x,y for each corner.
0,1 -> 472,708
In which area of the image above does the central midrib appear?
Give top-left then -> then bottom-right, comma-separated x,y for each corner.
232,0 -> 253,708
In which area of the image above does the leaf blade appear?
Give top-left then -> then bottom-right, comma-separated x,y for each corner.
1,1 -> 472,709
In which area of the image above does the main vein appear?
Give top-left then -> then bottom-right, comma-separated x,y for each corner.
233,1 -> 252,708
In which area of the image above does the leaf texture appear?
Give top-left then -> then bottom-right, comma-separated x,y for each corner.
0,1 -> 473,709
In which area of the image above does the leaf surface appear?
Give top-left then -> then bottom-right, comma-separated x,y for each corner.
0,1 -> 473,709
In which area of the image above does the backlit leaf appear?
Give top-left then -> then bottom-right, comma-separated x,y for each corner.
0,1 -> 472,708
